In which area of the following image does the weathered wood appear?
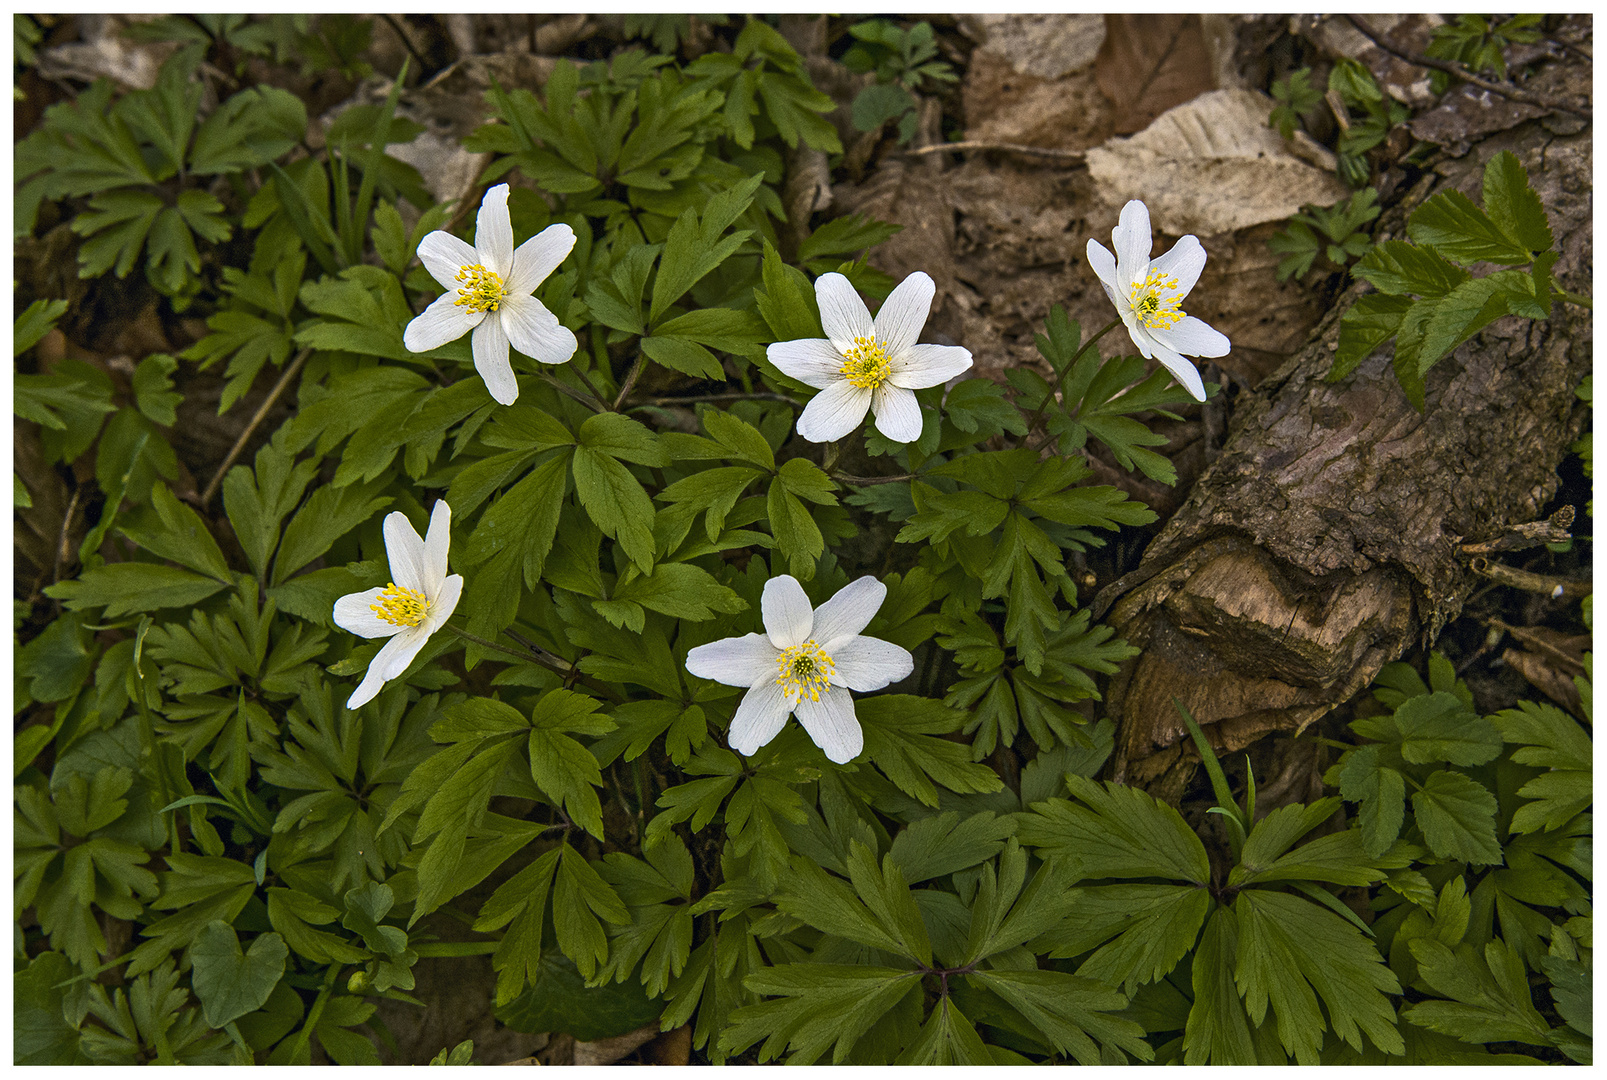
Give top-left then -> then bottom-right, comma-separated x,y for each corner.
1097,121 -> 1592,798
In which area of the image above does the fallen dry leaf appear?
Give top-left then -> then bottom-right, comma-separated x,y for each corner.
960,14 -> 1106,79
1095,14 -> 1218,134
1085,88 -> 1350,236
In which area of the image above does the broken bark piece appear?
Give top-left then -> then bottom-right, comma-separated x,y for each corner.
1098,120 -> 1592,800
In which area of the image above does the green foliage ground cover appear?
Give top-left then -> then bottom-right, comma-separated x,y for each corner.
14,14 -> 1591,1065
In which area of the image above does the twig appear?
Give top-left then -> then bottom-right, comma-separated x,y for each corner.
200,347 -> 311,506
1344,14 -> 1591,120
612,354 -> 646,411
379,14 -> 428,83
52,484 -> 84,586
1468,557 -> 1592,601
902,140 -> 1087,162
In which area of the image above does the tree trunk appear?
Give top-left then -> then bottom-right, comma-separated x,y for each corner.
1097,120 -> 1592,799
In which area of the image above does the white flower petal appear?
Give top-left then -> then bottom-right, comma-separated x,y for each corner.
422,500 -> 452,594
378,624 -> 432,681
499,294 -> 577,366
870,383 -> 923,443
1122,318 -> 1157,361
768,338 -> 844,389
346,658 -> 390,710
815,273 -> 874,351
474,183 -> 514,278
1113,199 -> 1153,292
873,271 -> 934,359
687,633 -> 780,687
1156,314 -> 1231,359
1085,238 -> 1118,291
383,510 -> 429,594
761,575 -> 815,649
417,230 -> 479,291
473,315 -> 519,405
404,292 -> 482,353
728,677 -> 792,757
1149,234 -> 1207,299
333,588 -> 408,639
504,222 -> 576,297
828,635 -> 914,692
1149,341 -> 1207,402
793,688 -> 863,764
423,574 -> 464,634
811,576 -> 886,647
796,380 -> 872,443
888,343 -> 972,390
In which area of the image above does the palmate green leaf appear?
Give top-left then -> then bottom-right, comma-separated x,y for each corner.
14,951 -> 92,1065
886,810 -> 1014,884
552,842 -> 631,980
1394,690 -> 1503,765
1403,937 -> 1551,1046
968,968 -> 1152,1064
1185,906 -> 1283,1065
1233,889 -> 1404,1063
572,445 -> 657,572
270,478 -> 391,586
462,451 -> 568,590
896,994 -> 992,1065
188,922 -> 288,1028
496,946 -> 662,1042
1411,768 -> 1502,865
857,695 -> 1002,806
766,480 -> 825,579
45,561 -> 228,617
725,964 -> 921,1064
116,483 -> 231,581
1491,699 -> 1592,832
1337,743 -> 1407,856
1018,772 -> 1209,883
1040,883 -> 1210,995
528,727 -> 610,840
649,173 -> 763,323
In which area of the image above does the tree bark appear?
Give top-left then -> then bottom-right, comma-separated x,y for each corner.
1096,120 -> 1592,799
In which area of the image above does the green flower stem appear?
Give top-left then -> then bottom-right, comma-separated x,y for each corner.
611,353 -> 648,410
1023,317 -> 1122,438
568,359 -> 612,410
443,622 -> 625,703
538,369 -> 605,413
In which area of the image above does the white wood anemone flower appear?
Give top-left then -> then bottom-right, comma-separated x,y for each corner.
768,271 -> 973,444
1085,199 -> 1231,402
403,183 -> 579,405
685,575 -> 914,764
333,501 -> 463,710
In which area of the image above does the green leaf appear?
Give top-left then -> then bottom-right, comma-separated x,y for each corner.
1403,938 -> 1551,1046
117,482 -> 231,581
576,411 -> 669,467
461,452 -> 568,588
1407,188 -> 1530,266
886,811 -> 1014,884
725,964 -> 920,1064
897,994 -> 992,1065
572,445 -> 656,572
1040,883 -> 1210,995
1411,769 -> 1502,865
188,921 -> 288,1028
1330,293 -> 1412,382
495,947 -> 662,1042
1491,700 -> 1592,832
649,174 -> 762,322
271,480 -> 391,585
552,843 -> 630,979
14,298 -> 69,356
1017,773 -> 1209,883
1351,240 -> 1470,298
967,968 -> 1151,1065
45,561 -> 228,617
1480,150 -> 1552,255
1394,691 -> 1502,766
858,696 -> 1003,805
1233,889 -> 1403,1063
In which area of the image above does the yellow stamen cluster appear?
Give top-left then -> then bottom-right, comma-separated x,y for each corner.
454,263 -> 506,313
1130,270 -> 1185,331
839,334 -> 891,390
370,583 -> 430,628
775,640 -> 836,703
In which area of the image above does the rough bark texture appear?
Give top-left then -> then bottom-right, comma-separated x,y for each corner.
1098,120 -> 1592,799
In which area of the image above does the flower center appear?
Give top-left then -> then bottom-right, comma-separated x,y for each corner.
370,583 -> 430,628
454,263 -> 506,314
775,639 -> 836,703
1130,270 -> 1185,331
839,335 -> 891,390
